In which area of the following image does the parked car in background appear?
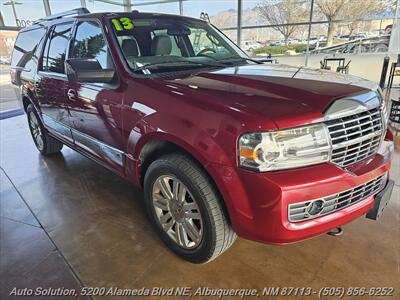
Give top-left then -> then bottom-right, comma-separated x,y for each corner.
287,38 -> 302,45
258,40 -> 270,47
314,35 -> 390,54
384,24 -> 392,35
350,33 -> 367,40
307,37 -> 320,45
269,39 -> 286,46
339,34 -> 351,40
241,40 -> 261,51
307,37 -> 327,51
11,8 -> 394,264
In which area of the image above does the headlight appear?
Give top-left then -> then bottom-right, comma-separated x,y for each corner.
238,124 -> 331,171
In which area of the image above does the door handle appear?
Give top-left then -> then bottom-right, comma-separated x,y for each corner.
67,89 -> 77,101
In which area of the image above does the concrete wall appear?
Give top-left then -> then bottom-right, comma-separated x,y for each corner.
274,53 -> 399,85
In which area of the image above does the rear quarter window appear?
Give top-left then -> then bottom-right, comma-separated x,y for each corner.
11,27 -> 46,68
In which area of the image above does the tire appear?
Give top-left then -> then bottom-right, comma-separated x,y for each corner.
27,104 -> 63,155
144,153 -> 236,263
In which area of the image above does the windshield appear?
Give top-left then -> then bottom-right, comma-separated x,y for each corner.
109,15 -> 249,74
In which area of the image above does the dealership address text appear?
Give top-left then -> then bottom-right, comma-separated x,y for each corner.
9,286 -> 395,298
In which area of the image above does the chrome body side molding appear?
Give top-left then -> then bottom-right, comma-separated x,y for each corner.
71,129 -> 124,167
42,114 -> 74,143
41,113 -> 124,167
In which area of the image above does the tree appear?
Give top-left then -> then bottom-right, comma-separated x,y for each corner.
316,0 -> 385,46
343,0 -> 384,36
315,0 -> 346,46
257,0 -> 308,45
346,21 -> 360,36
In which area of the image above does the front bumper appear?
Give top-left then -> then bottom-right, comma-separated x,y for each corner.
208,139 -> 394,244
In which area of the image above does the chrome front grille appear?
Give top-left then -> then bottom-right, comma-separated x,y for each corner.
325,107 -> 383,167
288,173 -> 387,223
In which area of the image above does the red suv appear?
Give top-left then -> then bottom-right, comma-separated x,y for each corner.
11,8 -> 394,263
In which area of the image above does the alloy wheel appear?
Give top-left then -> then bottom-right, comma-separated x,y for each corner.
29,111 -> 44,150
152,175 -> 203,249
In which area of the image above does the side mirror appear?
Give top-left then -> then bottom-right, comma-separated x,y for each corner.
65,58 -> 115,83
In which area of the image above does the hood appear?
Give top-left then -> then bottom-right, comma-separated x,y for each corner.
165,63 -> 378,129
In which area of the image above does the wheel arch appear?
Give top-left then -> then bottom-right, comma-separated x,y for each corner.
22,94 -> 40,114
22,96 -> 31,112
135,134 -> 234,226
133,131 -> 217,183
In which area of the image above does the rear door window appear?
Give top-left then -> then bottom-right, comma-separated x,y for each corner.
42,23 -> 73,74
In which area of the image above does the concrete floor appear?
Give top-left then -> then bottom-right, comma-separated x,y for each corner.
0,115 -> 399,300
0,65 -> 18,112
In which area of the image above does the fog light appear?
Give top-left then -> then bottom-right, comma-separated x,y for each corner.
307,200 -> 324,215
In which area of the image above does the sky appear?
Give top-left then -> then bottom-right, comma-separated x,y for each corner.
2,0 -> 395,27
0,0 -> 262,26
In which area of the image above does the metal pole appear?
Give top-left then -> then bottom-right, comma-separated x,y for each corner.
179,0 -> 183,15
389,0 -> 400,53
11,2 -> 18,21
379,56 -> 390,89
80,0 -> 86,8
237,0 -> 242,46
0,11 -> 4,27
3,1 -> 23,24
3,1 -> 19,21
123,0 -> 132,12
256,21 -> 259,40
305,0 -> 314,67
43,0 -> 51,16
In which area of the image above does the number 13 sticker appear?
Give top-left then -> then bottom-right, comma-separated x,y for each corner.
112,17 -> 134,31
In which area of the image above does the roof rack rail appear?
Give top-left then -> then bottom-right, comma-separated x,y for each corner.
33,7 -> 90,24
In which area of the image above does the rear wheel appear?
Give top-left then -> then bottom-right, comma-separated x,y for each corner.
144,153 -> 236,263
27,104 -> 63,155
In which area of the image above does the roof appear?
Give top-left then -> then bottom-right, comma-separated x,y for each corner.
76,11 -> 205,23
19,9 -> 205,33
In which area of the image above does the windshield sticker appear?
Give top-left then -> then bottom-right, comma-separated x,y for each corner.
112,17 -> 134,31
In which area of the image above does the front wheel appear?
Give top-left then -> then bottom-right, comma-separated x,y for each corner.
144,154 -> 236,263
27,104 -> 63,155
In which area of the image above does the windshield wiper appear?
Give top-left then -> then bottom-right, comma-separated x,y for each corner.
133,60 -> 226,72
218,56 -> 263,65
